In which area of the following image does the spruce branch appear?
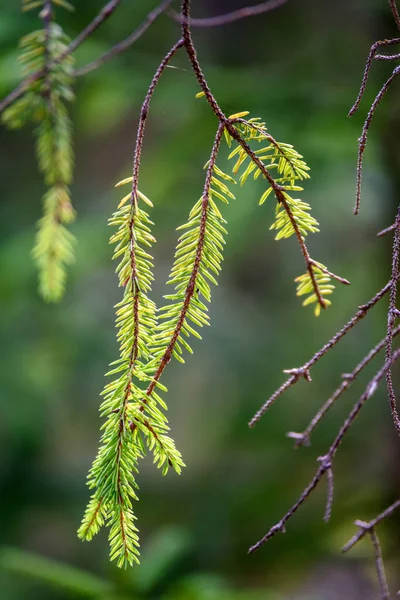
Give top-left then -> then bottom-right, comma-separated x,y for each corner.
249,282 -> 392,425
248,349 -> 400,554
170,0 -> 288,28
287,325 -> 400,447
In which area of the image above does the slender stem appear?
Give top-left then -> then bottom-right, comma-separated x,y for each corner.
390,0 -> 400,30
386,205 -> 400,434
144,123 -> 225,401
288,325 -> 400,447
249,282 -> 392,426
75,0 -> 173,77
370,528 -> 392,600
348,38 -> 400,118
248,350 -> 400,554
170,0 -> 288,27
342,499 -> 400,553
65,0 -> 121,57
354,69 -> 399,215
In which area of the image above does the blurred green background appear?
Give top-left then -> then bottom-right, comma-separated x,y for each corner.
1,1 -> 400,598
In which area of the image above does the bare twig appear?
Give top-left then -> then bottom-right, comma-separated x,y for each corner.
378,223 -> 397,237
390,0 -> 400,31
386,206 -> 400,434
348,38 -> 400,118
249,282 -> 392,426
170,0 -> 288,27
287,325 -> 400,447
342,499 -> 400,552
353,67 -> 400,215
370,527 -> 392,600
65,0 -> 121,57
75,0 -> 172,77
248,350 -> 400,554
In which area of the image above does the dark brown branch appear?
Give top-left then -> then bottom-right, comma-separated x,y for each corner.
75,0 -> 172,77
170,0 -> 288,27
288,325 -> 400,447
248,350 -> 400,554
390,0 -> 400,31
348,38 -> 400,118
65,0 -> 121,57
353,68 -> 400,215
386,205 -> 400,434
249,282 -> 391,426
144,123 -> 225,402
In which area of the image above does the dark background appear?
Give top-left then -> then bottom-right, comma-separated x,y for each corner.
1,1 -> 400,598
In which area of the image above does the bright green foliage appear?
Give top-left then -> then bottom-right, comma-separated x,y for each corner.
295,262 -> 335,317
2,17 -> 75,301
78,180 -> 184,568
224,114 -> 342,314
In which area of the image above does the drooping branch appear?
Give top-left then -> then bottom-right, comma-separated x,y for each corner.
170,0 -> 288,27
75,0 -> 173,77
385,205 -> 400,434
249,282 -> 391,426
342,499 -> 400,552
248,349 -> 400,554
390,0 -> 400,30
288,325 -> 400,447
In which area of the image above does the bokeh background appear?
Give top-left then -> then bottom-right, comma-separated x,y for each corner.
1,1 -> 400,598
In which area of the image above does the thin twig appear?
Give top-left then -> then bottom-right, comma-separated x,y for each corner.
144,123 -> 225,402
370,527 -> 392,600
375,52 -> 400,61
248,350 -> 400,554
170,0 -> 288,27
385,205 -> 400,434
249,282 -> 392,426
75,0 -> 173,77
342,499 -> 400,552
378,223 -> 397,237
390,0 -> 400,31
354,68 -> 400,215
348,38 -> 400,118
287,325 -> 400,447
65,0 -> 121,57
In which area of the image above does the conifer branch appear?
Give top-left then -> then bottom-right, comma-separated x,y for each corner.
386,206 -> 400,434
248,349 -> 400,554
249,282 -> 392,425
170,0 -> 288,28
288,325 -> 400,447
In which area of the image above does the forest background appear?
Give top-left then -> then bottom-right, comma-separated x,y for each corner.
1,1 -> 399,598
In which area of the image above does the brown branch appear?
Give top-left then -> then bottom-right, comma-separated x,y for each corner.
249,282 -> 392,426
225,125 -> 327,310
288,325 -> 400,447
143,123 -> 225,402
248,350 -> 400,554
342,499 -> 400,552
0,0 -> 168,114
390,0 -> 400,31
370,528 -> 392,600
170,0 -> 288,27
378,223 -> 397,237
386,206 -> 400,434
75,0 -> 173,77
375,52 -> 400,61
348,38 -> 400,118
353,68 -> 400,215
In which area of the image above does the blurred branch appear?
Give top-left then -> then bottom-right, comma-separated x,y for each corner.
249,282 -> 391,426
0,0 -> 170,114
248,349 -> 400,554
169,0 -> 288,27
287,325 -> 400,447
75,0 -> 172,76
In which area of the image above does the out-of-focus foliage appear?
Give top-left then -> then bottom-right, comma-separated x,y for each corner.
1,1 -> 400,599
